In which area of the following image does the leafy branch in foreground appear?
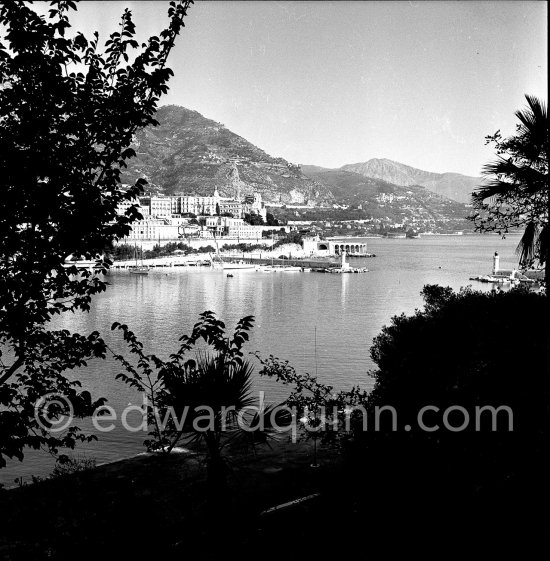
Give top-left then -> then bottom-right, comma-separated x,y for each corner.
0,0 -> 192,468
112,312 -> 280,490
254,352 -> 369,444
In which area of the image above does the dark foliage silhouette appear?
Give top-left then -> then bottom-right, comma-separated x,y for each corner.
0,0 -> 192,467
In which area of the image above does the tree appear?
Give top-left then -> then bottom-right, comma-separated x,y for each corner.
273,230 -> 303,249
265,212 -> 279,226
471,95 -> 548,284
243,212 -> 264,225
112,312 -> 279,493
0,0 -> 192,468
346,284 -> 550,556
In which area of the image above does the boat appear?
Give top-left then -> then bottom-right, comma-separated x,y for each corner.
221,261 -> 257,270
271,265 -> 302,272
209,235 -> 256,270
129,243 -> 149,275
63,257 -> 103,270
129,266 -> 149,275
326,267 -> 368,274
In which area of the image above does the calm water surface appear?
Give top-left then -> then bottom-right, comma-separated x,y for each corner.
1,234 -> 522,485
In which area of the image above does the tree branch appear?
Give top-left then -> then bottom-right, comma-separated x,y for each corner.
0,355 -> 24,385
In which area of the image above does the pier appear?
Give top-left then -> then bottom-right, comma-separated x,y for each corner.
110,249 -> 376,272
111,255 -> 341,270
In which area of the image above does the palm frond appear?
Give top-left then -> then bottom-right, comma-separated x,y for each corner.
517,95 -> 547,133
481,156 -> 517,178
515,221 -> 539,267
474,154 -> 547,205
228,402 -> 291,450
515,95 -> 548,162
472,177 -> 516,205
536,223 -> 549,266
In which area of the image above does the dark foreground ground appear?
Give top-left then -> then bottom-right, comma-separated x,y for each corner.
1,437 -> 548,560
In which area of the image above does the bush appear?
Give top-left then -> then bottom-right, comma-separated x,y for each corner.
198,245 -> 215,253
243,212 -> 264,225
365,285 -> 549,441
262,228 -> 286,238
345,285 -> 550,556
221,243 -> 265,252
272,231 -> 303,249
265,212 -> 279,226
109,243 -> 136,261
51,455 -> 97,478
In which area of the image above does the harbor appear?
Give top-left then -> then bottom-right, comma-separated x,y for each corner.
468,251 -> 543,287
110,249 -> 369,273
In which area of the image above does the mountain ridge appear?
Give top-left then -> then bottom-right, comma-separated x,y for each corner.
300,166 -> 471,232
339,158 -> 482,203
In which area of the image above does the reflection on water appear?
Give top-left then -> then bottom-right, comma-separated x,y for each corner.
1,234 -> 522,484
341,273 -> 350,308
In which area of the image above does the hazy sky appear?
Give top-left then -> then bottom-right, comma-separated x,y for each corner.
35,1 -> 547,176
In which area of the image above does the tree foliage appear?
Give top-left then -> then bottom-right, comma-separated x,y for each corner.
255,352 -> 368,446
0,0 -> 192,468
265,212 -> 279,226
341,284 -> 550,555
470,95 -> 548,281
359,284 -> 549,488
243,212 -> 264,226
112,312 -> 278,489
272,230 -> 303,249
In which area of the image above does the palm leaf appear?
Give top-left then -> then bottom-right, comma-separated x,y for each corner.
472,177 -> 516,205
516,221 -> 539,267
515,96 -> 548,164
536,223 -> 549,266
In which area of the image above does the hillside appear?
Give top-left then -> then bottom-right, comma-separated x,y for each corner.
122,106 -> 334,205
300,164 -> 332,175
300,166 -> 472,232
300,168 -> 397,201
340,158 -> 482,203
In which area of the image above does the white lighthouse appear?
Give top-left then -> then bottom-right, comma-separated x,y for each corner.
341,250 -> 350,270
493,251 -> 500,275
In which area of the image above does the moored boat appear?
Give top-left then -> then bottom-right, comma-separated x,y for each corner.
129,265 -> 150,275
129,243 -> 149,275
221,261 -> 256,270
271,265 -> 302,272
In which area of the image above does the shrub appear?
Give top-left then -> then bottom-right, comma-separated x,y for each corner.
344,285 -> 550,555
51,455 -> 97,478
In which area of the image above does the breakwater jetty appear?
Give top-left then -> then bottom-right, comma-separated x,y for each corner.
111,255 -> 342,271
110,249 -> 372,273
223,256 -> 339,269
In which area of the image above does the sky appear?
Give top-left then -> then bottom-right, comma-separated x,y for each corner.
32,1 -> 547,176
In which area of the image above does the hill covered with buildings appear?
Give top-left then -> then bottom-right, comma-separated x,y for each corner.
119,106 -> 475,239
122,105 -> 334,206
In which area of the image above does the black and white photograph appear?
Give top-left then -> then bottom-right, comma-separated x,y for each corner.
0,0 -> 548,558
